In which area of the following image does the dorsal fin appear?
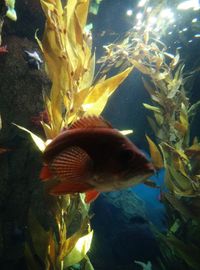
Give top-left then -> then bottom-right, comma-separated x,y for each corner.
68,116 -> 113,130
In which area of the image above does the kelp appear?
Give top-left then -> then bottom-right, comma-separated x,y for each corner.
0,114 -> 10,154
35,0 -> 132,138
97,3 -> 200,269
5,0 -> 17,21
98,10 -> 200,198
14,0 -> 133,269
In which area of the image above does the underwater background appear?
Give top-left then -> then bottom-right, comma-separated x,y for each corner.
0,0 -> 200,270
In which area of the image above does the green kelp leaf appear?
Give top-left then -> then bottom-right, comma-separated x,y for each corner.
13,123 -> 46,152
134,260 -> 152,270
25,243 -> 41,270
154,112 -> 164,125
143,103 -> 161,113
170,53 -> 180,69
83,255 -> 95,270
0,114 -> 2,130
63,230 -> 93,267
146,135 -> 163,169
174,63 -> 184,82
142,78 -> 160,103
28,211 -> 50,263
164,193 -> 200,221
119,130 -> 133,136
59,217 -> 90,260
5,0 -> 17,21
147,116 -> 159,134
166,235 -> 200,270
188,100 -> 200,120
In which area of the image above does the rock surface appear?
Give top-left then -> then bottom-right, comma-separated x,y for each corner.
89,190 -> 160,270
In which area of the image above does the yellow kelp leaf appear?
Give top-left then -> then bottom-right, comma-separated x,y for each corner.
74,0 -> 90,31
82,67 -> 133,116
41,122 -> 55,140
82,89 -> 112,116
130,59 -> 151,74
13,124 -> 45,152
146,135 -> 163,169
168,165 -> 194,195
185,143 -> 200,154
152,70 -> 169,81
143,103 -> 161,113
40,0 -> 63,19
63,230 -> 93,268
179,103 -> 189,134
48,231 -> 56,266
79,53 -> 95,90
174,121 -> 187,136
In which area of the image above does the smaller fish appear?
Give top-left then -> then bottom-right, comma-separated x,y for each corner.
0,45 -> 8,54
23,50 -> 43,70
0,147 -> 10,154
40,116 -> 155,203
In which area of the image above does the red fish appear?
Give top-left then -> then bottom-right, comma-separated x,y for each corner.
40,116 -> 155,203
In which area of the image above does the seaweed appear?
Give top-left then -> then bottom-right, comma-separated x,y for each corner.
97,2 -> 200,269
14,0 -> 133,269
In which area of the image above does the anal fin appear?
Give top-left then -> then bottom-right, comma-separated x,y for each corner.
49,181 -> 93,195
85,190 -> 100,203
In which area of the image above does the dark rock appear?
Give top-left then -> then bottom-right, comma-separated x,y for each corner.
89,190 -> 160,270
0,35 -> 49,268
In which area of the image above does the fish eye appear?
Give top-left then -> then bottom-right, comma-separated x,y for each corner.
120,149 -> 134,161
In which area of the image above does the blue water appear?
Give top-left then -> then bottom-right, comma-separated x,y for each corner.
133,168 -> 166,230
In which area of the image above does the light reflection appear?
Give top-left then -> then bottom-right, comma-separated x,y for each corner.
146,7 -> 152,13
182,27 -> 188,31
194,33 -> 200,37
188,39 -> 193,42
192,18 -> 198,22
177,0 -> 200,10
160,8 -> 174,19
148,16 -> 157,26
136,12 -> 143,20
126,9 -> 133,16
138,0 -> 148,7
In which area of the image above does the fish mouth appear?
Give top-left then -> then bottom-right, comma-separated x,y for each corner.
125,162 -> 155,179
144,162 -> 155,174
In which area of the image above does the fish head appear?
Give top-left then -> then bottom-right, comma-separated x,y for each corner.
115,139 -> 155,184
95,136 -> 155,191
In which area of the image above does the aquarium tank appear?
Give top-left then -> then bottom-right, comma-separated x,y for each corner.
0,0 -> 200,269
